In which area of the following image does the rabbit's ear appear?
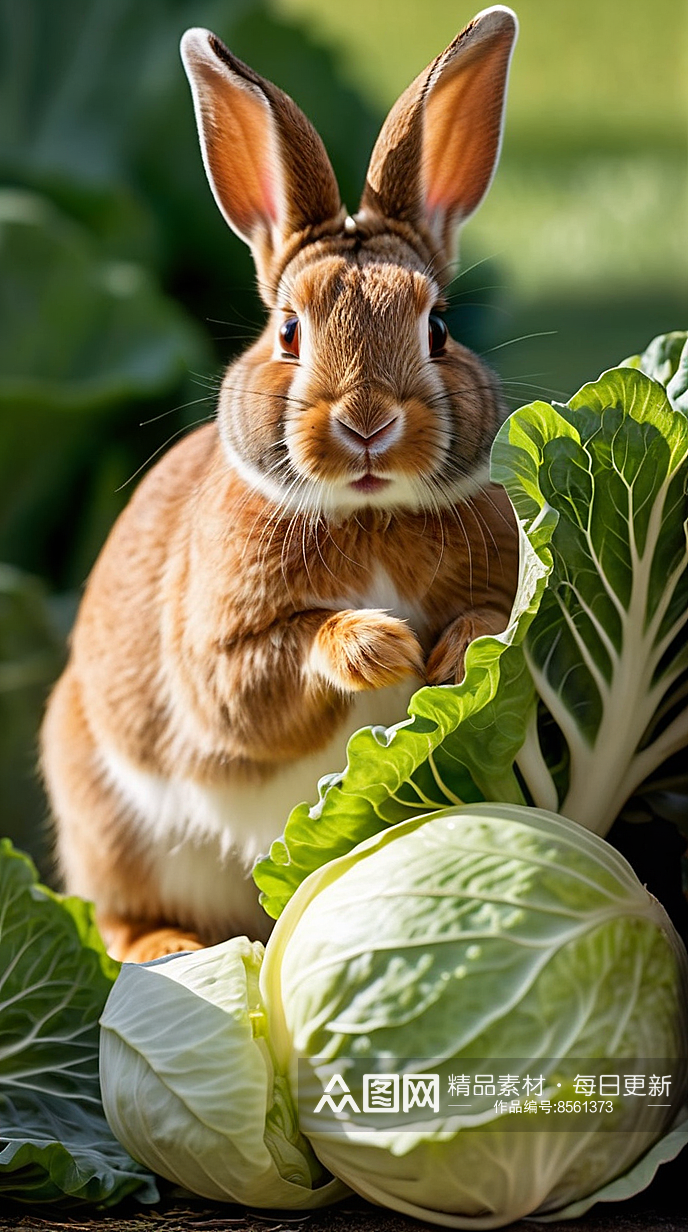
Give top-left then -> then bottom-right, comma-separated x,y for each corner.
181,29 -> 343,295
359,6 -> 517,274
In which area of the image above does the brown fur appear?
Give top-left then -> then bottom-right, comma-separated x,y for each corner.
40,9 -> 519,961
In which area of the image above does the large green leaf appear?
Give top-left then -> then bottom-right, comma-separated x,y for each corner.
0,188 -> 209,578
0,566 -> 63,873
0,841 -> 159,1206
493,363 -> 688,833
0,190 -> 205,412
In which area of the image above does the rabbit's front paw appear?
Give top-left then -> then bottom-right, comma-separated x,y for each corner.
426,607 -> 509,686
310,609 -> 424,693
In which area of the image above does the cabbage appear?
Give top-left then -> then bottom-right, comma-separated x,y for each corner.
99,937 -> 347,1208
260,804 -> 688,1228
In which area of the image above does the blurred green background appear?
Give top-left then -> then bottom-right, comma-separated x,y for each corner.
0,0 -> 686,877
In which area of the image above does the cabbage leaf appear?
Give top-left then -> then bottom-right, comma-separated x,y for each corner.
99,939 -> 347,1209
0,840 -> 159,1206
533,1110 -> 688,1222
495,361 -> 688,832
623,330 -> 688,413
254,333 -> 688,918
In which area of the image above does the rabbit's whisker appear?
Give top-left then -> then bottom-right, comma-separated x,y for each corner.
280,485 -> 313,600
261,469 -> 312,565
470,485 -> 515,536
499,378 -> 569,399
117,414 -> 215,492
239,454 -> 295,562
412,477 -> 446,584
444,250 -> 503,288
311,510 -> 343,587
479,331 -> 558,357
446,282 -> 505,300
139,394 -> 215,428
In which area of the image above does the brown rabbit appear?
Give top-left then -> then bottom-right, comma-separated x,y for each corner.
40,7 -> 519,962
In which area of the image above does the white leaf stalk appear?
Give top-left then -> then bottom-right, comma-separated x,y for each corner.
517,423 -> 688,836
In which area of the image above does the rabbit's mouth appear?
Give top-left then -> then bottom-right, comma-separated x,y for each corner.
349,474 -> 391,494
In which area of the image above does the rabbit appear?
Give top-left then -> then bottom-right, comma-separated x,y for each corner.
40,6 -> 520,963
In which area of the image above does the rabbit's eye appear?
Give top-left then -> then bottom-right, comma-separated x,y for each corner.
428,312 -> 448,356
279,316 -> 300,359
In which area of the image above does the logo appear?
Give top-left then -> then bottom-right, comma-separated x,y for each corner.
313,1074 -> 361,1115
313,1072 -> 440,1116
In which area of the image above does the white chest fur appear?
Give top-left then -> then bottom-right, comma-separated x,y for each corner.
98,567 -> 423,940
327,563 -> 431,641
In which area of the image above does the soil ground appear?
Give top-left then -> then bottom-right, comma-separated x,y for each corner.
1,1152 -> 685,1232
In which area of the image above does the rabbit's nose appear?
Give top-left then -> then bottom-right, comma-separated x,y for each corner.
333,411 -> 401,454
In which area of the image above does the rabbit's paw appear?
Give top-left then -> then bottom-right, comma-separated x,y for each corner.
101,918 -> 205,963
426,607 -> 507,685
310,609 -> 424,693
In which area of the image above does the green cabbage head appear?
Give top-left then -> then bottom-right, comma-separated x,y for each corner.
261,804 -> 688,1228
99,936 -> 347,1208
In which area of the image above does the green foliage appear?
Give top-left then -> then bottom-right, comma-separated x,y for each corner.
623,331 -> 688,414
0,840 -> 158,1206
496,362 -> 688,830
0,190 -> 206,579
0,566 -> 64,871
